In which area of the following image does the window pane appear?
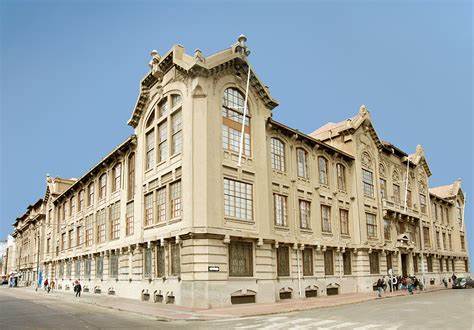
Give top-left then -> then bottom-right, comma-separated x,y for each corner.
224,178 -> 253,221
277,246 -> 290,276
229,242 -> 253,277
271,138 -> 285,171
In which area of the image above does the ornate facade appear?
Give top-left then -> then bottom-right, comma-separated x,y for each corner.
10,36 -> 469,307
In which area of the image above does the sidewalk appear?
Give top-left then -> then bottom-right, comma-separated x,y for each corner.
14,285 -> 447,321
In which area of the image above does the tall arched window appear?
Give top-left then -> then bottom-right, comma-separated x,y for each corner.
271,138 -> 285,171
99,173 -> 107,200
336,163 -> 346,191
222,87 -> 250,156
127,153 -> 135,200
318,156 -> 328,185
296,148 -> 308,178
112,163 -> 121,192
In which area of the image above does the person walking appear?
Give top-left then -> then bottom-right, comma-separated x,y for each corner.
74,280 -> 82,298
44,279 -> 49,292
50,279 -> 55,292
442,277 -> 448,288
376,278 -> 384,298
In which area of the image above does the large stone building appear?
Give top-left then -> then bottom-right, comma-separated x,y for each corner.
10,36 -> 469,307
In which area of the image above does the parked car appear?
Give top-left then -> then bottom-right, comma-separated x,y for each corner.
453,276 -> 474,289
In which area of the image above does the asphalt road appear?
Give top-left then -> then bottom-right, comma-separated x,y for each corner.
0,288 -> 472,329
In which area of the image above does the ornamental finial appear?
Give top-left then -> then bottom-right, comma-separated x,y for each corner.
234,34 -> 250,57
148,50 -> 161,72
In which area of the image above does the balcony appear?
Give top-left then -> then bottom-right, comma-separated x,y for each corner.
382,199 -> 420,220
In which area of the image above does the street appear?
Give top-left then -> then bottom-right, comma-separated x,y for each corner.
0,288 -> 472,329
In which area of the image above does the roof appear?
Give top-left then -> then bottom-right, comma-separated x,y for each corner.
54,135 -> 136,204
128,35 -> 279,128
268,118 -> 354,161
429,179 -> 462,200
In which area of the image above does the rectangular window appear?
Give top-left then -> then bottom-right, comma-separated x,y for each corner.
70,196 -> 76,216
84,258 -> 91,278
369,252 -> 380,274
66,261 -> 72,277
297,149 -> 308,179
366,213 -> 377,238
144,193 -> 154,226
76,226 -> 83,247
393,184 -> 400,203
339,209 -> 349,235
109,254 -> 118,278
170,180 -> 182,218
413,256 -> 418,273
110,202 -> 120,240
427,256 -> 433,272
448,234 -> 452,250
156,245 -> 165,277
384,219 -> 391,240
145,129 -> 155,170
386,253 -> 392,272
127,153 -> 135,200
158,121 -> 168,162
126,202 -> 134,236
362,169 -> 374,197
299,200 -> 311,229
224,178 -> 253,221
446,259 -> 449,272
68,229 -> 73,249
436,231 -> 441,249
380,178 -> 387,199
157,187 -> 167,222
273,194 -> 287,226
461,235 -> 465,250
442,233 -> 447,250
439,258 -> 443,272
171,110 -> 182,155
336,163 -> 346,191
419,194 -> 427,213
423,227 -> 430,248
58,262 -> 64,278
318,157 -> 328,185
406,190 -> 412,208
343,251 -> 352,275
324,250 -> 334,275
170,244 -> 180,276
85,215 -> 93,247
159,98 -> 168,117
229,241 -> 253,277
75,259 -> 81,277
46,238 -> 50,254
302,248 -> 313,276
144,248 -> 153,278
277,246 -> 290,277
321,205 -> 331,233
96,209 -> 106,243
222,125 -> 250,157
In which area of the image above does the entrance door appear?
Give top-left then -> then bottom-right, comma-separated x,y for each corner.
401,254 -> 408,276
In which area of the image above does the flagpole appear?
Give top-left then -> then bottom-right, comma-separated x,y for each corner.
237,66 -> 251,167
404,158 -> 410,212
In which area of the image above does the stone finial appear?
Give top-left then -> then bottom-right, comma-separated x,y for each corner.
148,49 -> 161,72
194,48 -> 205,63
234,34 -> 250,57
359,104 -> 368,115
416,144 -> 424,154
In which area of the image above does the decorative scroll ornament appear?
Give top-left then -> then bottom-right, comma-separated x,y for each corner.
361,151 -> 372,168
148,50 -> 162,76
233,34 -> 250,57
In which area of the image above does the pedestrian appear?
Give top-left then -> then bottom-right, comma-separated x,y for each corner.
407,277 -> 414,295
442,277 -> 448,288
376,278 -> 383,298
451,273 -> 457,283
74,280 -> 82,298
50,279 -> 55,292
44,278 -> 49,292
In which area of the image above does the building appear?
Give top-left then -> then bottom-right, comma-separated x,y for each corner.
10,36 -> 469,307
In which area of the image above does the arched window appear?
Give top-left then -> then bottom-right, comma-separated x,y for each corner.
87,182 -> 94,206
336,163 -> 346,191
127,153 -> 135,200
296,148 -> 308,178
271,138 -> 285,171
145,110 -> 155,128
318,156 -> 328,185
99,173 -> 107,200
112,163 -> 121,192
222,87 -> 250,156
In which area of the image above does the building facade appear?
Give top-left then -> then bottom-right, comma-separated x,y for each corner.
10,36 -> 469,308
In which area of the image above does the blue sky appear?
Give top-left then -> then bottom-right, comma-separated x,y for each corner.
1,1 -> 472,264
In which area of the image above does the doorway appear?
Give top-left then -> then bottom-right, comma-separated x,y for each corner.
401,253 -> 408,276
